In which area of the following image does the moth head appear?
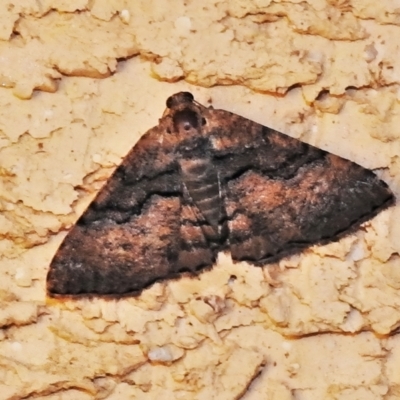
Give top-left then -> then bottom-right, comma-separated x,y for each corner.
164,92 -> 207,140
166,92 -> 194,108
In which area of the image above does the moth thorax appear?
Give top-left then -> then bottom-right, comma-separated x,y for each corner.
173,108 -> 199,132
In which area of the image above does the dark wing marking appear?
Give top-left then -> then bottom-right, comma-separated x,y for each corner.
47,123 -> 213,297
47,92 -> 394,297
205,108 -> 394,263
47,126 -> 181,296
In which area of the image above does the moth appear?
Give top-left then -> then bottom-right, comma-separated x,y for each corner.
47,92 -> 394,297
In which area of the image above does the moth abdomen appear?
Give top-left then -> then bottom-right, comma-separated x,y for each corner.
180,157 -> 224,229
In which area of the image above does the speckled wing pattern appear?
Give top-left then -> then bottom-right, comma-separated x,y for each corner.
47,92 -> 394,297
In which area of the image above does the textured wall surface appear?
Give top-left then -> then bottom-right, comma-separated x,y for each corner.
1,1 -> 400,399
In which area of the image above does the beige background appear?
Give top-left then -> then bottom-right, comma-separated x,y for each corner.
1,1 -> 400,399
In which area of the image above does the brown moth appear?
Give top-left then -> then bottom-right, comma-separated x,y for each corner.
47,92 -> 394,297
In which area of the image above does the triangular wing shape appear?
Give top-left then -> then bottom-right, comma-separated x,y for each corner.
47,92 -> 394,297
201,106 -> 394,263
